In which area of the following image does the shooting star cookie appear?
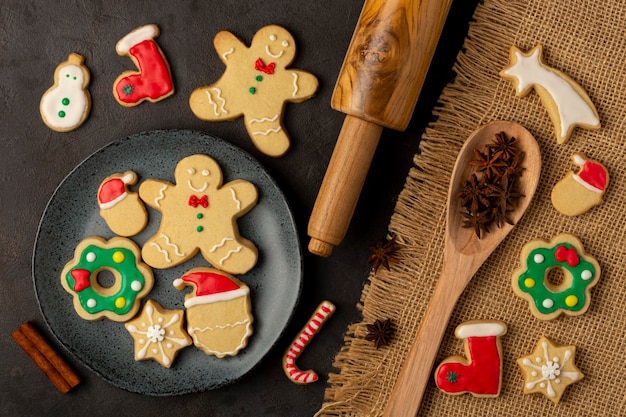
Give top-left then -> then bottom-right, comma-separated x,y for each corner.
500,45 -> 600,144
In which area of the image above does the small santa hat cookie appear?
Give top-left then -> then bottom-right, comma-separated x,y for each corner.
98,171 -> 136,209
551,153 -> 609,216
97,171 -> 148,236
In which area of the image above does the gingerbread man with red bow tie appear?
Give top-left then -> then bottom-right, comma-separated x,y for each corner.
139,154 -> 258,274
190,25 -> 319,157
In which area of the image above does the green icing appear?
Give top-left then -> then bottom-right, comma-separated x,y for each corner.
65,245 -> 145,316
516,243 -> 596,316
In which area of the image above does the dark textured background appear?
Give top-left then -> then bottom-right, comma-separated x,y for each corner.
0,1 -> 478,415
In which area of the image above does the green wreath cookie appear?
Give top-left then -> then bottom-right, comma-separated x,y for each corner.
511,233 -> 600,320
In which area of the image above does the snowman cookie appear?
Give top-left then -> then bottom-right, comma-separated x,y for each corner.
113,24 -> 174,106
98,171 -> 148,237
174,268 -> 253,358
139,154 -> 258,274
551,153 -> 609,216
189,25 -> 319,157
40,53 -> 91,132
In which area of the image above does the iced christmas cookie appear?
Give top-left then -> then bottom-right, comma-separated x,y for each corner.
512,233 -> 601,320
500,45 -> 600,144
98,171 -> 148,236
113,24 -> 174,106
40,53 -> 91,132
434,320 -> 507,397
61,236 -> 154,322
139,154 -> 258,274
283,301 -> 335,384
125,299 -> 192,368
551,153 -> 609,216
189,25 -> 319,157
517,336 -> 583,403
173,268 -> 253,358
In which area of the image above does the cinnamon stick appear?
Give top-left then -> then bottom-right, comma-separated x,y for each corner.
12,321 -> 80,393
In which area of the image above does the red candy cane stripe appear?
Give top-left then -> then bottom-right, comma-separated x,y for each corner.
283,301 -> 335,384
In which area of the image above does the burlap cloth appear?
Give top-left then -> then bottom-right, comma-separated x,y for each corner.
316,0 -> 626,415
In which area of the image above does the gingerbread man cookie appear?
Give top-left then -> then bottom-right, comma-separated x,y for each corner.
189,25 -> 319,157
139,154 -> 258,274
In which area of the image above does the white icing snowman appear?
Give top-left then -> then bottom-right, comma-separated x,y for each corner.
40,53 -> 91,132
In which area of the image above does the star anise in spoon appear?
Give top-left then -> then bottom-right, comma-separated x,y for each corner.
467,148 -> 507,180
461,209 -> 492,239
458,173 -> 491,213
365,318 -> 395,349
486,131 -> 518,161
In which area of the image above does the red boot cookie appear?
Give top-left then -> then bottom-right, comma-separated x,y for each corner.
435,320 -> 507,397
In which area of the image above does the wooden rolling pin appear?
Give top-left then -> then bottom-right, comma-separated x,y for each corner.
308,0 -> 453,257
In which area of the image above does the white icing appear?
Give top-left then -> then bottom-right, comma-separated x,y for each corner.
249,114 -> 279,124
204,88 -> 228,116
252,126 -> 282,136
202,169 -> 210,176
221,47 -> 234,60
265,44 -> 283,59
188,319 -> 252,357
187,180 -> 208,193
159,233 -> 184,257
87,298 -> 96,308
86,252 -> 96,262
455,321 -> 506,339
292,72 -> 299,98
581,270 -> 593,280
131,280 -> 142,291
534,254 -> 545,263
116,24 -> 157,54
183,286 -> 250,308
542,298 -> 554,308
154,185 -> 168,207
229,187 -> 241,209
521,340 -> 580,398
573,173 -> 604,193
269,34 -> 277,41
219,245 -> 243,265
502,46 -> 599,140
208,237 -> 234,252
187,168 -> 195,175
40,64 -> 88,130
149,242 -> 171,263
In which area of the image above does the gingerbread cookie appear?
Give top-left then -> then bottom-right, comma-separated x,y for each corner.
511,233 -> 601,320
61,236 -> 154,322
189,25 -> 319,157
551,153 -> 609,216
517,336 -> 583,403
40,53 -> 91,132
139,154 -> 258,274
434,320 -> 507,397
173,268 -> 253,358
500,45 -> 600,144
125,299 -> 192,368
97,171 -> 148,236
113,24 -> 174,106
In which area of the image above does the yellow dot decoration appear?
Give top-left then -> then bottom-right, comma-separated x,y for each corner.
112,251 -> 125,263
524,278 -> 536,288
115,297 -> 126,309
565,295 -> 578,307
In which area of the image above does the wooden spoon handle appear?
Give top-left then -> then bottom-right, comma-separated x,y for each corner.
383,266 -> 462,417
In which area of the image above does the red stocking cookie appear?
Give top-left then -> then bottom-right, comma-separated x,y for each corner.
435,320 -> 507,397
283,301 -> 335,384
113,24 -> 174,106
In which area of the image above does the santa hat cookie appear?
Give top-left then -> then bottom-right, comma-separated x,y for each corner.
434,320 -> 507,397
113,24 -> 174,106
173,268 -> 253,358
551,152 -> 609,216
97,171 -> 148,236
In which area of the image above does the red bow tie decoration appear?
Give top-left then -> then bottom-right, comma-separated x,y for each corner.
255,58 -> 275,75
188,194 -> 209,208
555,245 -> 580,267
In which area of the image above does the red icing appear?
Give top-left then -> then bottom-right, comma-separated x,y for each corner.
578,160 -> 607,190
181,271 -> 240,296
70,268 -> 91,292
555,245 -> 580,267
188,194 -> 208,208
435,335 -> 502,396
255,58 -> 275,75
98,178 -> 126,204
114,39 -> 173,104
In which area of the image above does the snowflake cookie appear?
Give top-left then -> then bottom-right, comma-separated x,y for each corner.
517,336 -> 583,403
125,299 -> 192,368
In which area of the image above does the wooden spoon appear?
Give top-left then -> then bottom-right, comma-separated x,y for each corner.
383,121 -> 541,417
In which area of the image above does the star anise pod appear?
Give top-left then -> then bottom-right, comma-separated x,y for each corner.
467,148 -> 507,180
458,173 -> 491,213
367,234 -> 399,272
486,172 -> 525,216
503,150 -> 525,178
461,209 -> 492,239
365,318 -> 394,349
486,131 -> 519,161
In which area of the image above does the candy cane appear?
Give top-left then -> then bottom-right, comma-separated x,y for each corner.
283,300 -> 335,384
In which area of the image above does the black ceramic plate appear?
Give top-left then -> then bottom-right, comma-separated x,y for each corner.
33,130 -> 302,395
